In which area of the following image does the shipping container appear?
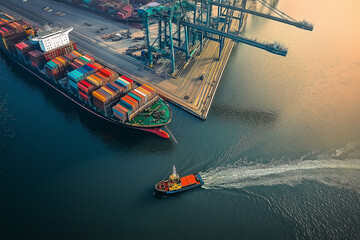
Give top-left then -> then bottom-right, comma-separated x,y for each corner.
121,97 -> 134,110
133,89 -> 147,103
28,49 -> 45,68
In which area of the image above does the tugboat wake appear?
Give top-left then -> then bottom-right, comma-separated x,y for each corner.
201,143 -> 360,192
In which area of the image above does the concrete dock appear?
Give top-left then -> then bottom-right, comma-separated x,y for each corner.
0,0 -> 249,120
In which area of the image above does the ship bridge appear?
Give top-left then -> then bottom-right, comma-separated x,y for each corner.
32,25 -> 73,52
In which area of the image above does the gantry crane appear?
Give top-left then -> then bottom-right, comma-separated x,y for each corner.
138,0 -> 313,74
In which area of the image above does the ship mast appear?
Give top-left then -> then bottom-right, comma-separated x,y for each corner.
169,165 -> 180,185
172,165 -> 177,176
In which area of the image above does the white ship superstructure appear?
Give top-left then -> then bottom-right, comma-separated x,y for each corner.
32,25 -> 73,52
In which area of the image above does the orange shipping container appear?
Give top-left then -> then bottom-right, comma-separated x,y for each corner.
91,75 -> 103,84
126,95 -> 139,104
93,91 -> 106,102
92,62 -> 103,70
122,97 -> 136,109
116,104 -> 130,114
124,95 -> 138,108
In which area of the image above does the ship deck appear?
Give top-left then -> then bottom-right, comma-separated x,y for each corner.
127,99 -> 171,127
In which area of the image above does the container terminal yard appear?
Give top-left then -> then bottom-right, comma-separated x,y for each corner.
0,0 -> 313,119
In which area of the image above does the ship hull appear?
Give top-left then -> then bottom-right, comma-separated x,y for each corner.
0,48 -> 171,138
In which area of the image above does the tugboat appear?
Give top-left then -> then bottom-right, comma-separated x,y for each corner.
155,166 -> 204,194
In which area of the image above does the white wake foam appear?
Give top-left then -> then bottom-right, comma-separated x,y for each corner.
201,143 -> 360,191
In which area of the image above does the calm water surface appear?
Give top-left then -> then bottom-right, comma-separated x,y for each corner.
1,0 -> 360,239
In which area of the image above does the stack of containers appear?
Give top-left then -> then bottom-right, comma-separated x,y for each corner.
70,50 -> 82,58
115,76 -> 133,92
0,19 -> 28,51
77,80 -> 96,103
85,73 -> 105,87
70,53 -> 93,70
71,59 -> 84,69
91,79 -> 127,110
92,83 -> 118,111
0,31 -> 27,51
0,20 -> 24,38
85,68 -> 118,88
128,89 -> 145,105
0,25 -> 15,37
112,84 -> 157,121
14,40 -> 36,61
44,41 -> 77,61
67,63 -> 97,93
79,55 -> 94,64
116,96 -> 137,121
112,102 -> 131,122
70,58 -> 85,69
28,50 -> 45,68
0,15 -> 13,37
0,19 -> 8,27
45,56 -> 72,80
121,94 -> 138,111
107,76 -> 135,120
7,22 -> 23,34
92,62 -> 104,71
136,85 -> 156,105
63,52 -> 77,61
76,62 -> 105,101
99,68 -> 118,82
0,13 -> 13,22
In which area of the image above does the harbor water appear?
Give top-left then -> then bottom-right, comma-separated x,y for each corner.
1,0 -> 360,239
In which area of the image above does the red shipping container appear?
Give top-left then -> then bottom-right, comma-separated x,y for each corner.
99,68 -> 111,77
77,81 -> 88,93
79,91 -> 89,102
121,75 -> 134,84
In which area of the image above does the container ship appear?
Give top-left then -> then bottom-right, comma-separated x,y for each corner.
0,12 -> 172,138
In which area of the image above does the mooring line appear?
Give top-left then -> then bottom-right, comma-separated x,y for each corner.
165,126 -> 178,144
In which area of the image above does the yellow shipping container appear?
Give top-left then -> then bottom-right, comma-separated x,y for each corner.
86,76 -> 100,86
56,57 -> 66,65
71,50 -> 82,57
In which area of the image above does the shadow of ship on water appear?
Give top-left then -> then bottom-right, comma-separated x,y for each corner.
211,104 -> 279,126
